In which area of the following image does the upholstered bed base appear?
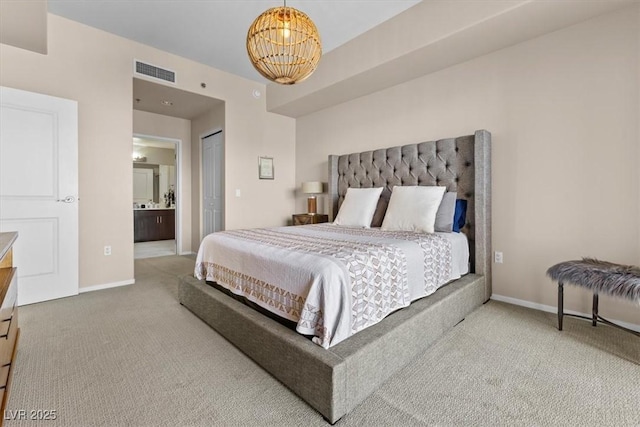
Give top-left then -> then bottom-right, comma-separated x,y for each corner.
179,273 -> 485,423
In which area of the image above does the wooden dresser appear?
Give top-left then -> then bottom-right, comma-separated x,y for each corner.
0,232 -> 19,421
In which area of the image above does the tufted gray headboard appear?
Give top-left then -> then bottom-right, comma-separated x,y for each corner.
328,130 -> 491,300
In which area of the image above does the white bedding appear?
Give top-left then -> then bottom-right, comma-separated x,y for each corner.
195,224 -> 469,348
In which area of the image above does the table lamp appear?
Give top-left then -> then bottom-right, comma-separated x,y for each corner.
301,181 -> 323,215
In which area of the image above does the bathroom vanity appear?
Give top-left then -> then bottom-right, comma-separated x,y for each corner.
133,208 -> 175,242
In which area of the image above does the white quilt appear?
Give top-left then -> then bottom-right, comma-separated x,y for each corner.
195,224 -> 465,348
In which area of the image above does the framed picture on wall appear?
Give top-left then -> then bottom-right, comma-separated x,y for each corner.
258,156 -> 274,180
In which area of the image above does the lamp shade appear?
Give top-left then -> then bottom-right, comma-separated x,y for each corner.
246,6 -> 322,85
301,181 -> 323,194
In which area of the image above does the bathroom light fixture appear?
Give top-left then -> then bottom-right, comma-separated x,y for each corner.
246,0 -> 322,85
301,181 -> 323,214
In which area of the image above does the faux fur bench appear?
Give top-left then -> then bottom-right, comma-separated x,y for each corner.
547,258 -> 640,337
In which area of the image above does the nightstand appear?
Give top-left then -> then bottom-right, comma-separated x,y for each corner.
292,214 -> 329,226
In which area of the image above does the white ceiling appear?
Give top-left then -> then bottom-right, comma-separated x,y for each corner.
48,0 -> 422,83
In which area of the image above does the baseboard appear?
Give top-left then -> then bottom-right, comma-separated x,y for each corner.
79,279 -> 134,294
491,294 -> 640,333
178,251 -> 195,256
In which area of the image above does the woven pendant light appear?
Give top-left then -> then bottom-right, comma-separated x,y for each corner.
246,3 -> 322,85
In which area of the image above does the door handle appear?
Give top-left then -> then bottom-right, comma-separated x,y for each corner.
56,196 -> 76,203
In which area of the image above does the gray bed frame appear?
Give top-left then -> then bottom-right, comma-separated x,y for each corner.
179,130 -> 491,423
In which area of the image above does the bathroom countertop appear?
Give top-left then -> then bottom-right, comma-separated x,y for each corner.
133,207 -> 176,211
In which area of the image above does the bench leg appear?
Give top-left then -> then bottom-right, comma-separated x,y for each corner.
558,282 -> 564,331
592,293 -> 598,327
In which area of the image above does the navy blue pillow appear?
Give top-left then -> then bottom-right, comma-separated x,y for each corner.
453,199 -> 467,233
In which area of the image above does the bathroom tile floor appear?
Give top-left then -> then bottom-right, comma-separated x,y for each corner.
134,239 -> 176,259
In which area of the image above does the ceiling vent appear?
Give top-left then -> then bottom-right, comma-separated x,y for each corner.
134,60 -> 176,84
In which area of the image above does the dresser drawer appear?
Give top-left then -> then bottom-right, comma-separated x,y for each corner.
0,309 -> 17,367
0,269 -> 18,373
0,363 -> 9,390
0,365 -> 9,408
0,269 -> 17,322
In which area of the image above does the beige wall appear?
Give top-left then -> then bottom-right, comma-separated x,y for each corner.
133,110 -> 191,254
0,0 -> 47,54
0,14 -> 296,288
296,6 -> 640,326
261,112 -> 297,226
191,103 -> 297,245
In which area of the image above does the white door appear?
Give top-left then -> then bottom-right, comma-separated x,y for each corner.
0,86 -> 79,305
202,131 -> 223,236
133,168 -> 153,204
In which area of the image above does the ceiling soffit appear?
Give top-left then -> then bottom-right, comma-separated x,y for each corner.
266,0 -> 635,118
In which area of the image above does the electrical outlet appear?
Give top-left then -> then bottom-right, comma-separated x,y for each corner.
104,246 -> 112,256
494,251 -> 503,264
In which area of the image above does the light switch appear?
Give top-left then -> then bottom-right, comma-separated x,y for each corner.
235,189 -> 241,197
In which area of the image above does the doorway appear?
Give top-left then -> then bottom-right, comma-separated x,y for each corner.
132,135 -> 179,259
132,76 -> 224,259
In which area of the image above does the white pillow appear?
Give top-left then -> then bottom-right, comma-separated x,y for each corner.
334,187 -> 384,228
381,186 -> 447,233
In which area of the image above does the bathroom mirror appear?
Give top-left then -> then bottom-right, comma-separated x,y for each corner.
132,138 -> 176,207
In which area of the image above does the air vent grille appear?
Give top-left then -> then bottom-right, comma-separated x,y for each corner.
135,61 -> 176,83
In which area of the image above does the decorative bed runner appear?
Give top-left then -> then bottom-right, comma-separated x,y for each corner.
313,224 -> 453,294
195,225 -> 452,348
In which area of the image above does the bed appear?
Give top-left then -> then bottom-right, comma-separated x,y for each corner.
195,224 -> 470,348
179,129 -> 491,423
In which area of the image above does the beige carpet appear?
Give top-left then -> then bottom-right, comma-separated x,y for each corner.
6,256 -> 639,426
